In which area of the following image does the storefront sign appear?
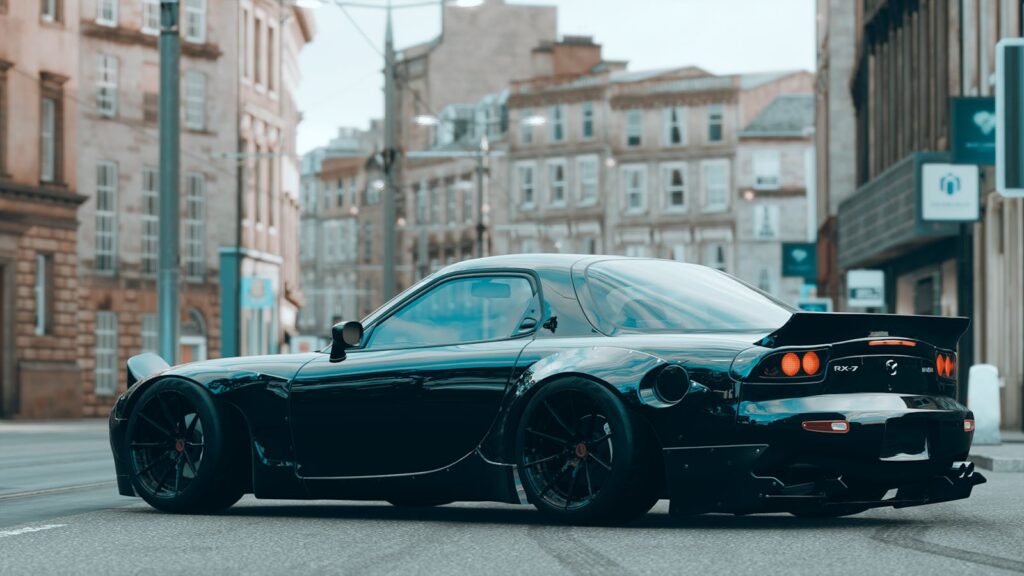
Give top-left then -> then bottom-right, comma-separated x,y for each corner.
241,277 -> 275,309
920,163 -> 980,222
951,97 -> 996,165
847,269 -> 885,308
781,242 -> 817,281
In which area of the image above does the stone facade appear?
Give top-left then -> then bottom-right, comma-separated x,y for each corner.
0,0 -> 86,418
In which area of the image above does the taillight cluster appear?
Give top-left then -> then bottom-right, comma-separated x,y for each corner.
936,353 -> 956,379
780,351 -> 821,377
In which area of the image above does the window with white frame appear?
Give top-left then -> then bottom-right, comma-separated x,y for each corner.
96,54 -> 118,117
95,161 -> 118,273
34,253 -> 53,336
517,162 -> 536,208
141,313 -> 158,354
707,104 -> 724,142
362,222 -> 373,262
40,97 -> 56,182
349,176 -> 358,206
267,24 -> 276,93
671,244 -> 687,262
96,0 -> 116,26
625,109 -> 643,147
142,0 -> 160,34
41,0 -> 58,22
519,108 -> 534,144
663,106 -> 687,146
446,184 -> 456,224
184,173 -> 205,280
184,70 -> 205,130
95,311 -> 118,395
701,159 -> 729,212
184,0 -> 207,43
254,15 -> 263,86
550,104 -> 565,142
547,159 -> 566,206
753,149 -> 781,190
753,204 -> 780,239
662,163 -> 688,211
621,165 -> 647,214
336,179 -> 345,207
704,243 -> 728,272
581,102 -> 594,139
576,155 -> 598,205
141,167 -> 158,276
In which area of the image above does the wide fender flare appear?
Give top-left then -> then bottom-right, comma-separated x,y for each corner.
481,346 -> 666,464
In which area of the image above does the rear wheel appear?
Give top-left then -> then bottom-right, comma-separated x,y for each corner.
516,378 -> 660,525
126,379 -> 245,513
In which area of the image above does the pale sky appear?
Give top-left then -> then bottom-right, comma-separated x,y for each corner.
296,0 -> 817,154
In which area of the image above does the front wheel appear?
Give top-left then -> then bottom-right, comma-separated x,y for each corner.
516,378 -> 660,525
125,379 -> 245,513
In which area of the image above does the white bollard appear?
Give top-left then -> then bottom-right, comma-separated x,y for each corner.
967,364 -> 1002,445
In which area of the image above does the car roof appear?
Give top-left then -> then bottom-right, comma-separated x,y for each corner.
439,253 -> 596,274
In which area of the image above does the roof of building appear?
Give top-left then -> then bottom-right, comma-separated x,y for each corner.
739,94 -> 815,138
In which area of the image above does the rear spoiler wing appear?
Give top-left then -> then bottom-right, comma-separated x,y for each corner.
127,352 -> 170,388
756,312 -> 970,351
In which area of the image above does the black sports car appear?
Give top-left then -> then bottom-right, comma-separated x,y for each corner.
109,255 -> 985,524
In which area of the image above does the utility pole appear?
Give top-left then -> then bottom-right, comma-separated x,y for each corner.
158,0 -> 180,364
381,2 -> 397,299
475,136 -> 488,258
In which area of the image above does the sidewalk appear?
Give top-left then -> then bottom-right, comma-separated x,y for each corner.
969,429 -> 1024,473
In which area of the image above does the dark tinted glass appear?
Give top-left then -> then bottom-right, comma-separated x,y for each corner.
580,259 -> 793,334
368,275 -> 537,348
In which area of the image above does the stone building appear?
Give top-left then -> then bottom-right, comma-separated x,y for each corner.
0,0 -> 86,418
71,0 -> 313,416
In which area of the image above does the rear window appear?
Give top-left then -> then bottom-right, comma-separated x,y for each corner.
579,259 -> 794,335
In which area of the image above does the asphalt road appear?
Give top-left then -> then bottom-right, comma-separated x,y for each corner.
2,420 -> 1023,576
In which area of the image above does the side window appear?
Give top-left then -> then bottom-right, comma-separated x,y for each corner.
368,276 -> 537,349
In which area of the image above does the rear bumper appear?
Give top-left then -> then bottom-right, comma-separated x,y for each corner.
664,393 -> 983,515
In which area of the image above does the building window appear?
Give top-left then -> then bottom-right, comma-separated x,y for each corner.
141,167 -> 159,276
142,0 -> 160,34
41,0 -> 60,22
621,165 -> 647,214
662,163 -> 687,211
95,311 -> 118,396
415,184 -> 427,224
581,102 -> 594,139
267,25 -> 276,93
253,15 -> 263,86
704,243 -> 728,272
753,150 -> 781,190
516,162 -> 535,209
428,186 -> 439,223
184,70 -> 205,130
336,179 -> 346,207
581,236 -> 597,254
143,92 -> 158,123
624,245 -> 648,257
0,63 -> 7,176
362,222 -> 372,262
96,54 -> 118,118
141,314 -> 158,354
95,161 -> 118,273
701,159 -> 729,212
547,159 -> 566,207
446,184 -> 456,224
663,106 -> 687,146
671,244 -> 687,262
753,204 -> 780,239
707,104 -> 724,143
96,0 -> 116,26
40,97 -> 57,182
34,253 -> 54,336
462,179 -> 473,224
240,7 -> 251,80
366,179 -> 381,205
625,110 -> 643,147
519,108 -> 534,144
550,104 -> 565,142
577,155 -> 598,206
183,0 -> 206,43
184,173 -> 206,281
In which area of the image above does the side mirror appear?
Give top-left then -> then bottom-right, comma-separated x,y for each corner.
329,321 -> 364,363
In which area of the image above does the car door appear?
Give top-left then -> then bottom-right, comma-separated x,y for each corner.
289,272 -> 540,478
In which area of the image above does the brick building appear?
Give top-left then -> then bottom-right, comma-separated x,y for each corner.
0,0 -> 86,418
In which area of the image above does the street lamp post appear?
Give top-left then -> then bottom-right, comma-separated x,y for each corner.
158,0 -> 180,364
381,2 -> 397,300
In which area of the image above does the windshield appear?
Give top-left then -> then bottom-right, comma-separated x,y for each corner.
579,259 -> 794,335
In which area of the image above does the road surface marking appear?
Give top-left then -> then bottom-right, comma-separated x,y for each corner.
0,524 -> 66,539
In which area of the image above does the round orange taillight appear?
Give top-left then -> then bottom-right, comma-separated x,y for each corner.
802,351 -> 821,375
937,354 -> 948,377
781,352 -> 801,377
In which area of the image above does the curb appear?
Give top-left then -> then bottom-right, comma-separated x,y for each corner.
969,453 -> 1024,473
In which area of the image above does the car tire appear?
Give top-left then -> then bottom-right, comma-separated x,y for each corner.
125,378 -> 246,514
516,377 -> 659,525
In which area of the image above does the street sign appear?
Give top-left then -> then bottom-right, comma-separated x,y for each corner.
920,163 -> 980,221
996,38 -> 1024,197
951,97 -> 996,164
847,269 -> 885,309
797,297 -> 833,312
241,277 -> 275,309
781,242 -> 816,281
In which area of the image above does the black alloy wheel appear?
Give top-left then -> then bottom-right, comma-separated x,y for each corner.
126,379 -> 245,513
516,378 -> 660,525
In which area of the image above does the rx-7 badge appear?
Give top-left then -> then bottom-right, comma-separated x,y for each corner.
885,359 -> 899,376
